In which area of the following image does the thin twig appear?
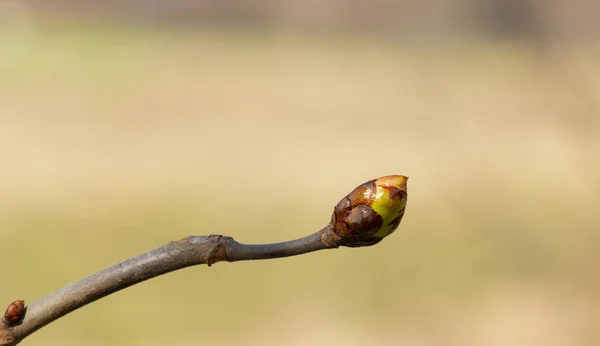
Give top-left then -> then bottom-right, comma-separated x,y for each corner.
0,227 -> 336,346
0,174 -> 408,345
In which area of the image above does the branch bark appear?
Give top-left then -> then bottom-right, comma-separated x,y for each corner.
0,227 -> 337,346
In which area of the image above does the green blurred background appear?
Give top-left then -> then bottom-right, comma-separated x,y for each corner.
1,1 -> 599,345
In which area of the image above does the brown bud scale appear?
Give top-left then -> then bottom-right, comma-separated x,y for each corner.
331,181 -> 383,247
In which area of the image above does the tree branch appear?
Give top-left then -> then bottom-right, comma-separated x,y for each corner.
0,174 -> 408,345
0,228 -> 335,345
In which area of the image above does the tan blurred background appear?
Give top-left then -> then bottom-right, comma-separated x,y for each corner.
1,1 -> 599,345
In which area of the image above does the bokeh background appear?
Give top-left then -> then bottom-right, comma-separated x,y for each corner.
1,1 -> 599,345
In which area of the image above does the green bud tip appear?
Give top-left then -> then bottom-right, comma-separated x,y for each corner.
325,175 -> 408,247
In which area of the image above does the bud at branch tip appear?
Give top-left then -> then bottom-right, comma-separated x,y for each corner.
322,175 -> 408,247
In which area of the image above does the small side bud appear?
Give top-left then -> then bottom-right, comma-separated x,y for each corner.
327,175 -> 408,247
3,300 -> 25,326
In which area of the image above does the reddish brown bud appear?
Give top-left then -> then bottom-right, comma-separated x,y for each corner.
3,300 -> 25,325
328,175 -> 408,247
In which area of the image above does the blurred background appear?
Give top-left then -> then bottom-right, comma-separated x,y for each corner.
1,1 -> 599,345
